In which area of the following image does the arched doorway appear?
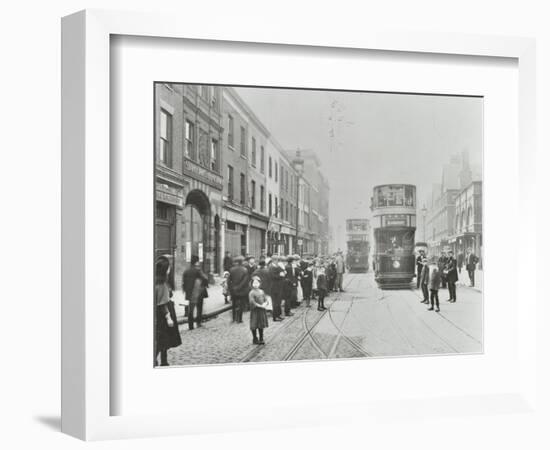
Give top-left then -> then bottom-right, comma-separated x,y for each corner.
182,189 -> 211,273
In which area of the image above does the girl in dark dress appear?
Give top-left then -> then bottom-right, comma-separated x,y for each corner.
155,256 -> 182,366
249,276 -> 269,345
316,266 -> 328,311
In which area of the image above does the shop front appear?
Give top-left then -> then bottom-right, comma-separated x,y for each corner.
224,209 -> 249,258
155,181 -> 185,287
249,215 -> 268,259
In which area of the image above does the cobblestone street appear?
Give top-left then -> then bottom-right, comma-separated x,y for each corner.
167,272 -> 482,366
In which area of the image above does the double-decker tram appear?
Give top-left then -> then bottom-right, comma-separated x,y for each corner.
371,184 -> 417,288
345,219 -> 370,273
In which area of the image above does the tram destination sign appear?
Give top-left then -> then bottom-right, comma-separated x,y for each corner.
384,214 -> 408,226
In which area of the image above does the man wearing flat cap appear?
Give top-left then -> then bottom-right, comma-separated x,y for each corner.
268,255 -> 286,321
228,255 -> 250,323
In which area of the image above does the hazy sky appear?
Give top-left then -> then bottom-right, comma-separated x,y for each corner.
236,87 -> 483,248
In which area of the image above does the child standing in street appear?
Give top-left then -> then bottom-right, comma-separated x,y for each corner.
316,266 -> 328,311
428,262 -> 441,312
221,271 -> 230,304
249,276 -> 269,345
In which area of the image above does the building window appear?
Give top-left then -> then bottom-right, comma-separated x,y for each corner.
228,115 -> 234,148
250,180 -> 256,210
156,202 -> 169,220
286,169 -> 289,192
198,128 -> 208,167
240,126 -> 247,157
275,163 -> 278,182
286,202 -> 289,221
240,173 -> 246,205
269,194 -> 272,216
185,120 -> 195,159
227,165 -> 234,200
260,185 -> 265,212
269,156 -> 272,178
275,197 -> 279,218
159,109 -> 172,166
281,199 -> 285,221
260,146 -> 265,173
210,138 -> 219,172
251,137 -> 257,167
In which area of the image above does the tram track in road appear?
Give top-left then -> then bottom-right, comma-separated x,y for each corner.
406,287 -> 482,346
326,294 -> 373,358
394,289 -> 459,353
283,274 -> 360,361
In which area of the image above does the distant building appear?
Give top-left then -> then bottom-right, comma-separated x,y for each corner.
425,152 -> 482,258
221,88 -> 269,262
449,180 -> 482,262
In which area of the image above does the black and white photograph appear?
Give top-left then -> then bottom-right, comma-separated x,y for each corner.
154,83 -> 483,367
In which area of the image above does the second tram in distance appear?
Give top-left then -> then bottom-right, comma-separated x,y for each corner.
345,218 -> 370,273
371,184 -> 417,288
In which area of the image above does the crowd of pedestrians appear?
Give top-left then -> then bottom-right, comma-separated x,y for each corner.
415,247 -> 479,313
153,250 -> 348,365
224,251 -> 347,343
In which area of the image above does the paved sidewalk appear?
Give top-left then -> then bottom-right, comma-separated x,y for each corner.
172,274 -> 230,323
457,268 -> 483,293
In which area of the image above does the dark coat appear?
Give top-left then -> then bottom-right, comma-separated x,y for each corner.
285,263 -> 299,287
445,256 -> 458,283
228,265 -> 250,297
317,273 -> 328,292
420,265 -> 430,285
428,268 -> 441,290
252,267 -> 270,291
223,255 -> 233,272
182,266 -> 208,302
466,253 -> 479,271
416,255 -> 424,273
267,264 -> 286,297
301,267 -> 313,288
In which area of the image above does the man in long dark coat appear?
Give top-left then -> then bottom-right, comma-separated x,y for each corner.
223,251 -> 233,272
438,252 -> 448,288
284,256 -> 298,316
267,255 -> 286,321
416,250 -> 425,289
227,255 -> 250,323
445,250 -> 458,302
182,255 -> 209,330
466,248 -> 479,287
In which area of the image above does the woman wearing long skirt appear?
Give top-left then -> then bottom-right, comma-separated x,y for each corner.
155,256 -> 182,366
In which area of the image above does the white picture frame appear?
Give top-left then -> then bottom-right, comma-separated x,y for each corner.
61,9 -> 537,441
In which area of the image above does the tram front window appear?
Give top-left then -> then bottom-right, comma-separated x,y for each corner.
374,185 -> 416,208
375,229 -> 415,255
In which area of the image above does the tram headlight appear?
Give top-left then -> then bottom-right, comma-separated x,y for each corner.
392,260 -> 401,269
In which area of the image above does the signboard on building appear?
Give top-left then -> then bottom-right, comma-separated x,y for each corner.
183,159 -> 223,190
156,183 -> 184,207
198,243 -> 203,262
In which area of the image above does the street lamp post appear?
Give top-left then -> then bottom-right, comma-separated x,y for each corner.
421,204 -> 427,242
292,150 -> 305,256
